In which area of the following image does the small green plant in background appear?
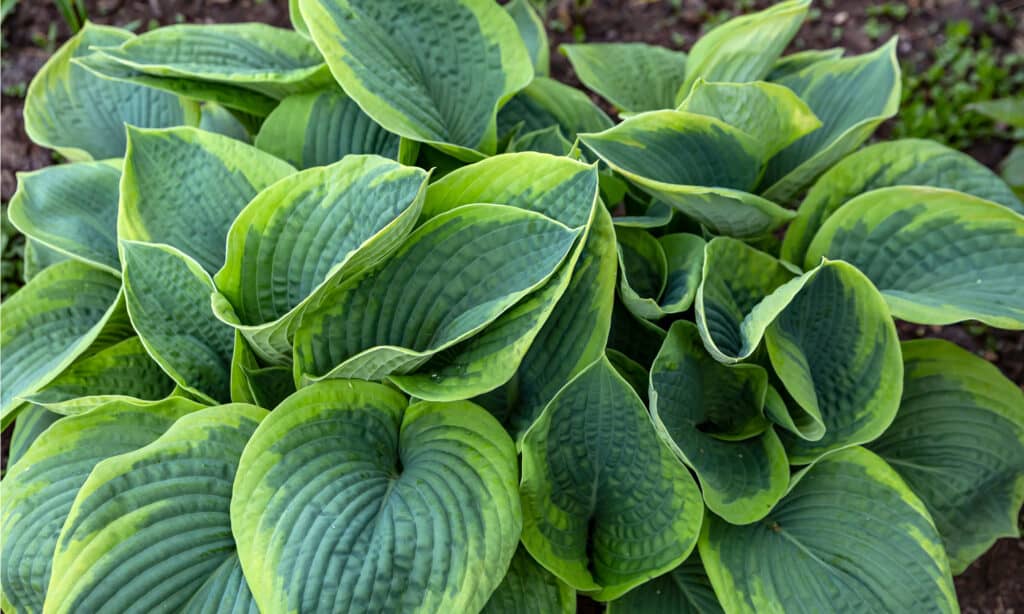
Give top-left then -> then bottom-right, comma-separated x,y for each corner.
53,0 -> 87,32
1,1 -> 1023,613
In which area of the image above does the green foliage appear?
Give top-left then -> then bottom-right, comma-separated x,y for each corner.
2,2 -> 1023,613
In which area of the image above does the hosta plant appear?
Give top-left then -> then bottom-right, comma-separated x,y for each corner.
3,0 -> 1023,612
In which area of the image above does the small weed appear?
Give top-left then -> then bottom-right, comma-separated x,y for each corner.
2,81 -> 26,97
31,22 -> 58,53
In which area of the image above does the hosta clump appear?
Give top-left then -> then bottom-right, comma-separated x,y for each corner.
2,0 -> 1023,611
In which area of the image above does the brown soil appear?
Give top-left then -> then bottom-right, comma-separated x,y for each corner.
2,0 -> 1022,611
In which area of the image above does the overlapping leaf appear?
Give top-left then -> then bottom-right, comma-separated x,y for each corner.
606,554 -> 723,614
616,228 -> 705,320
562,42 -> 688,112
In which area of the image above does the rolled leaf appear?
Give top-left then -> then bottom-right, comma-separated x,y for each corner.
699,447 -> 957,614
617,229 -> 704,320
562,42 -> 688,112
232,381 -> 520,613
651,321 -> 789,524
300,0 -> 533,158
213,155 -> 428,363
254,88 -> 401,168
0,397 -> 204,613
119,126 -> 295,274
520,356 -> 704,601
45,405 -> 267,614
24,23 -> 195,161
122,241 -> 235,404
805,186 -> 1024,329
1,260 -> 124,421
759,39 -> 901,202
868,339 -> 1024,574
8,160 -> 122,274
782,139 -> 1024,265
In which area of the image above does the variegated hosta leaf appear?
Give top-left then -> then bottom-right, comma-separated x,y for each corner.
0,260 -> 124,422
482,545 -> 575,614
759,39 -> 901,202
806,186 -> 1024,329
520,356 -> 704,601
0,397 -> 204,614
213,155 -> 428,364
679,0 -> 810,95
498,206 -> 617,440
617,228 -> 705,320
580,111 -> 795,238
506,0 -> 549,77
88,23 -> 331,100
230,332 -> 295,409
782,138 -> 1024,265
868,339 -> 1024,574
767,261 -> 902,463
677,79 -> 821,159
300,0 -> 533,158
232,381 -> 521,613
651,321 -> 788,524
44,405 -> 266,614
199,102 -> 252,143
509,125 -> 574,156
21,336 -> 175,415
606,553 -> 723,614
7,405 -> 61,468
23,23 -> 195,161
295,204 -> 580,385
700,447 -> 957,613
254,88 -> 401,169
22,239 -> 69,282
498,76 -> 613,143
561,42 -> 688,113
695,237 -> 798,364
74,51 -> 279,117
122,241 -> 234,404
612,199 -> 675,229
8,160 -> 122,274
766,47 -> 844,81
119,126 -> 295,274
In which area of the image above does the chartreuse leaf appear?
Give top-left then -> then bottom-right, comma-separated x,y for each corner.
561,43 -> 687,112
8,406 -> 61,468
24,23 -> 195,161
677,79 -> 821,158
232,381 -> 521,613
617,229 -> 705,320
21,337 -> 175,415
680,0 -> 810,95
213,156 -> 428,364
580,112 -> 795,238
868,339 -> 1024,574
254,88 -> 401,168
300,0 -> 533,158
22,239 -> 69,282
294,204 -> 580,383
606,553 -> 723,614
8,160 -> 122,274
651,322 -> 788,524
482,545 -> 575,614
498,76 -> 613,142
767,261 -> 903,463
767,47 -> 844,81
199,103 -> 251,143
806,186 -> 1024,329
782,139 -> 1024,265
44,404 -> 266,614
119,126 -> 295,274
520,356 -> 703,601
506,0 -> 549,77
74,51 -> 279,117
89,23 -> 331,99
759,39 -> 901,202
0,397 -> 203,614
700,447 -> 957,614
694,237 -> 798,364
122,241 -> 235,404
0,260 -> 123,422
